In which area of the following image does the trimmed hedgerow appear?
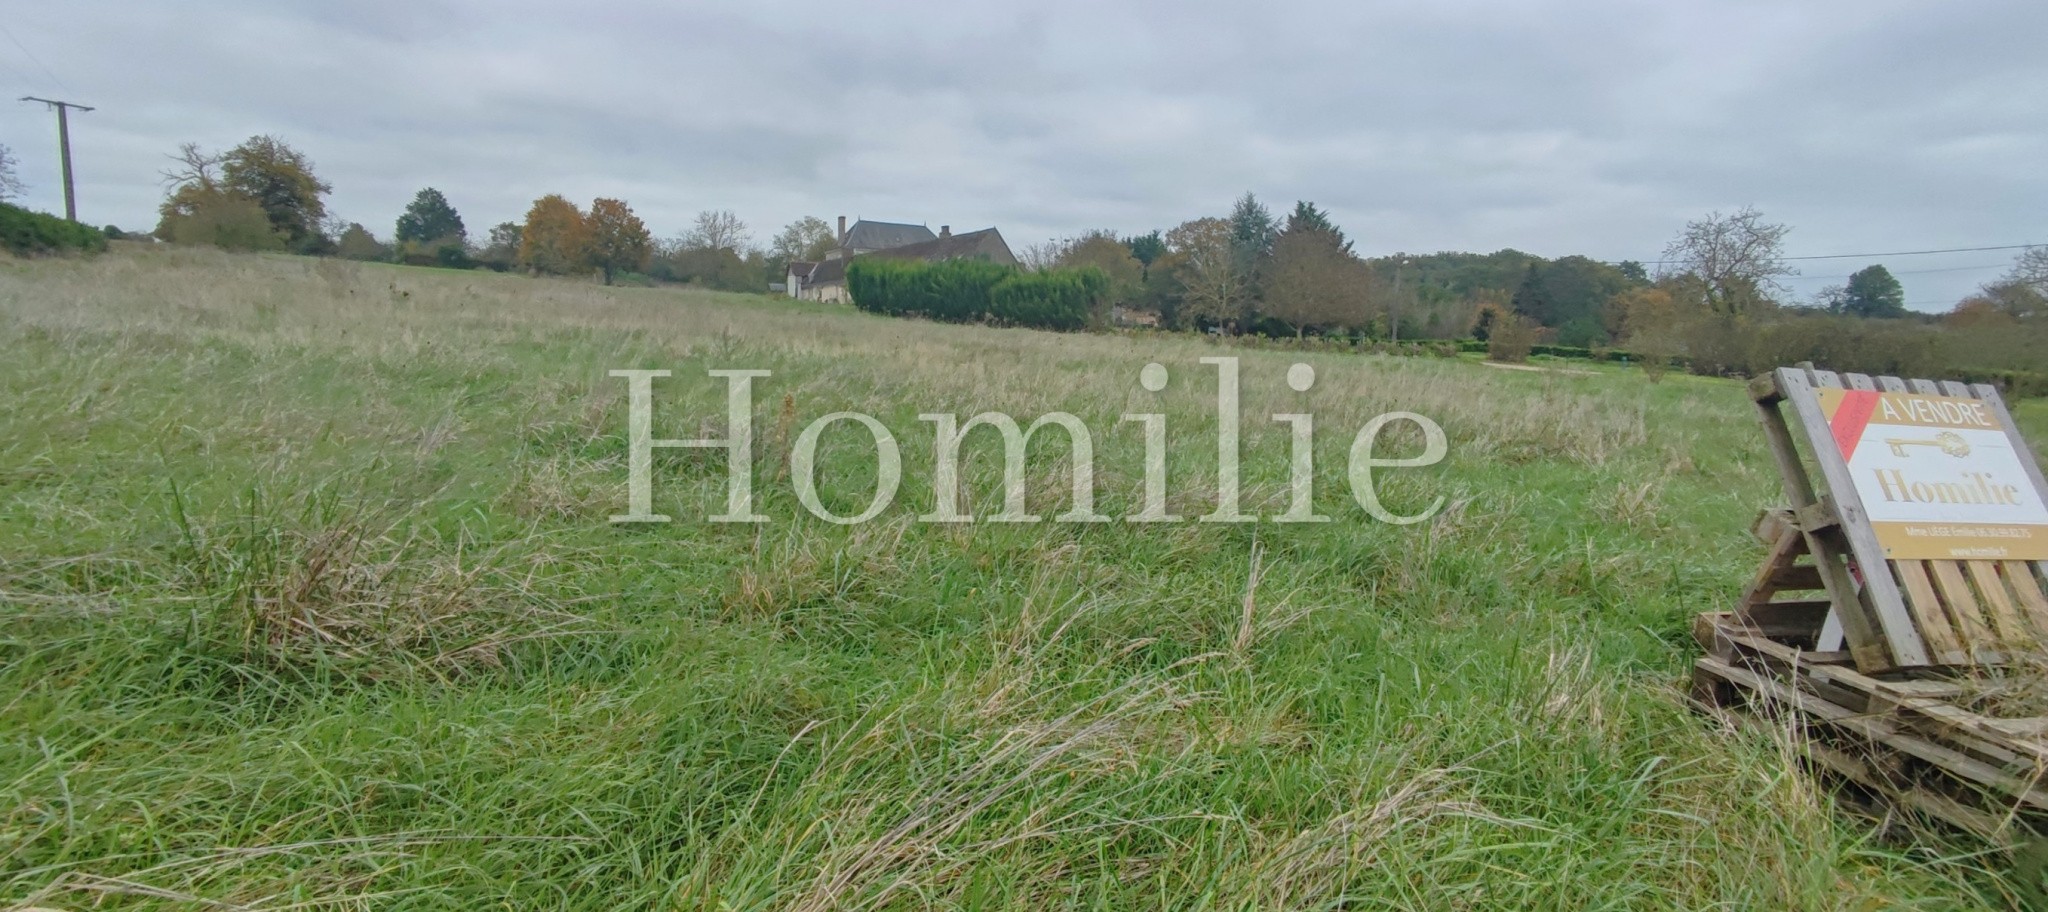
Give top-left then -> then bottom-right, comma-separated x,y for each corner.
989,268 -> 1106,332
845,257 -> 1006,323
846,256 -> 1107,333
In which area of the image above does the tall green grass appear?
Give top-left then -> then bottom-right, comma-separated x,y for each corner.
1,246 -> 2044,909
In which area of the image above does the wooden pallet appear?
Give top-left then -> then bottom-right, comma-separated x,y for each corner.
1694,610 -> 2048,841
1699,366 -> 2048,840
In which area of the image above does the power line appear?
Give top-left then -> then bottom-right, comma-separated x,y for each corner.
1784,262 -> 2013,282
1640,242 -> 2040,267
0,22 -> 68,94
1780,243 -> 2040,261
0,54 -> 37,88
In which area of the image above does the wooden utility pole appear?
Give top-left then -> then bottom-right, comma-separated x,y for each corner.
20,96 -> 94,222
1390,257 -> 1410,343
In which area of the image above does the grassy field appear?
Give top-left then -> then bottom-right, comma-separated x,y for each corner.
3,244 -> 2047,910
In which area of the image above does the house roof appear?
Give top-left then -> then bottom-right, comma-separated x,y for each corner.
842,220 -> 937,250
806,257 -> 847,286
801,227 -> 1017,288
869,227 -> 1014,264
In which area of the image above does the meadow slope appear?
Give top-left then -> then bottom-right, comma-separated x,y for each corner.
3,245 -> 2046,909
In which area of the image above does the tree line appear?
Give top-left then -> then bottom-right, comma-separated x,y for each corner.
1020,196 -> 2043,387
112,134 -> 2048,390
143,135 -> 836,290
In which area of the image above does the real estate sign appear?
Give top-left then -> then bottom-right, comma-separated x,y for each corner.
1817,389 -> 2048,561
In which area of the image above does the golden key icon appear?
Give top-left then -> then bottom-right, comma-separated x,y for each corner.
1883,430 -> 1970,458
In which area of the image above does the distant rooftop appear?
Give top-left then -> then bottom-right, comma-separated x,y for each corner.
873,228 -> 1008,262
843,220 -> 936,251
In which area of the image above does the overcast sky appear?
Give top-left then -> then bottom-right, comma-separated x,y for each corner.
3,1 -> 2042,309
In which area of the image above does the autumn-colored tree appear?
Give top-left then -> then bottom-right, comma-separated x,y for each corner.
519,195 -> 589,276
1055,233 -> 1144,309
1469,297 -> 1509,342
1487,312 -> 1538,363
1609,286 -> 1683,381
1954,279 -> 2046,322
1946,297 -> 2010,329
585,197 -> 652,285
220,135 -> 332,251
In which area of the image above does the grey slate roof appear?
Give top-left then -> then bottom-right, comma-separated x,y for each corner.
804,257 -> 847,286
868,228 -> 1016,266
842,220 -> 937,251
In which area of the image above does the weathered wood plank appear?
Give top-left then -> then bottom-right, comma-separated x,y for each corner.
1701,614 -> 2047,767
1696,656 -> 2048,810
1897,560 -> 1970,665
1739,523 -> 1808,614
1966,560 -> 2032,649
1776,367 -> 1929,669
2005,561 -> 2048,636
1928,560 -> 1988,646
1694,678 -> 2027,843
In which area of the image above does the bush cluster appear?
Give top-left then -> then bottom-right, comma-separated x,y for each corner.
1444,311 -> 2045,397
847,257 -> 1108,332
0,204 -> 107,256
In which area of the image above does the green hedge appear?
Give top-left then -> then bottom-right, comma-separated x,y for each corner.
1948,368 -> 2048,400
847,257 -> 1106,332
0,203 -> 107,256
989,268 -> 1104,331
847,256 -> 1015,322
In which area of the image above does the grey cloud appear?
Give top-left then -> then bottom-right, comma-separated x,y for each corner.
3,0 -> 2042,309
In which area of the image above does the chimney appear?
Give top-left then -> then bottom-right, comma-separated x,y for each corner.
939,225 -> 950,238
837,215 -> 847,245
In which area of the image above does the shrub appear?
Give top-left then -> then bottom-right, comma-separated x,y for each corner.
0,203 -> 108,256
1487,314 -> 1538,363
159,192 -> 285,252
396,235 -> 474,270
